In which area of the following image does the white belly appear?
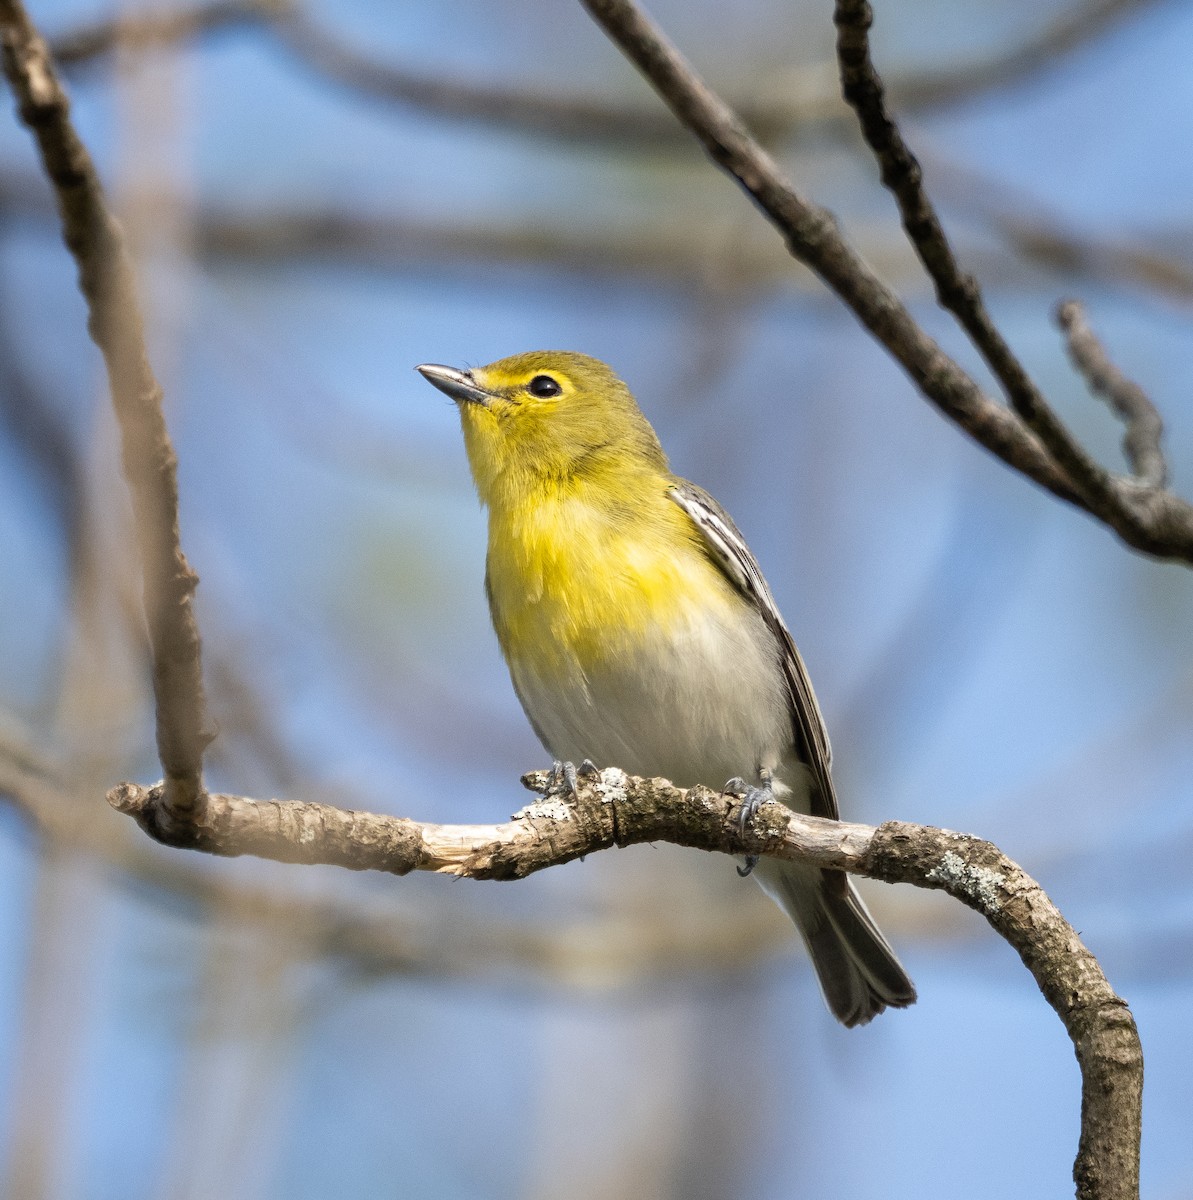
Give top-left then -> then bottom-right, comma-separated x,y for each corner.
507,597 -> 802,802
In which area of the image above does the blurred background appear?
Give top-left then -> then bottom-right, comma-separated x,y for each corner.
1,0 -> 1191,1195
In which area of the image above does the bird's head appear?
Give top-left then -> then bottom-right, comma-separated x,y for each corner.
417,351 -> 667,504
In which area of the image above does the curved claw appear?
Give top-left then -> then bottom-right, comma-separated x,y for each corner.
737,855 -> 760,877
544,760 -> 580,797
727,770 -> 774,878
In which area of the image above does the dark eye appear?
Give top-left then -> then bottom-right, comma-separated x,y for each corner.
527,375 -> 562,398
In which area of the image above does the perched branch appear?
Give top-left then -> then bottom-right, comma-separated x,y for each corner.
1,727 -> 816,989
109,765 -> 1141,1200
1057,300 -> 1166,487
0,0 -> 211,818
578,0 -> 1193,563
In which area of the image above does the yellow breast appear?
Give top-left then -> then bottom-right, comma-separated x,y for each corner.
485,480 -> 737,676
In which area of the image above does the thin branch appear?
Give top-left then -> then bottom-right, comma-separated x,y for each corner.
109,765 -> 1142,1200
832,0 -> 1158,535
1057,299 -> 1167,487
579,0 -> 1193,562
0,0 -> 211,817
107,769 -> 872,879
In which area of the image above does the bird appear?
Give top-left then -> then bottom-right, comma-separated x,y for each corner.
417,350 -> 915,1026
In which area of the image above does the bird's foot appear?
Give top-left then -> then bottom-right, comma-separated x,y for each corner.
724,771 -> 774,878
542,759 -> 600,798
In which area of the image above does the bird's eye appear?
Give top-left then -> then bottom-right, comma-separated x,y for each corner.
527,375 -> 562,398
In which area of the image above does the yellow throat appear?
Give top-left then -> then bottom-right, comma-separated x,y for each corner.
417,351 -> 739,673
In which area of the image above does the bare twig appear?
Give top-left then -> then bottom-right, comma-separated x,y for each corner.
109,765 -> 1141,1200
1005,224 -> 1193,305
0,0 -> 211,818
1057,300 -> 1167,487
579,0 -> 1193,562
832,0 -> 1158,535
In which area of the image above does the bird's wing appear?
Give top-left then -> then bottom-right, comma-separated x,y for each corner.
668,480 -> 838,822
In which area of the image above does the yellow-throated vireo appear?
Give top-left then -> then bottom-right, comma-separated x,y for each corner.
417,351 -> 915,1026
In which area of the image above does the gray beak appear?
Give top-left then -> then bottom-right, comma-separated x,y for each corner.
416,363 -> 492,407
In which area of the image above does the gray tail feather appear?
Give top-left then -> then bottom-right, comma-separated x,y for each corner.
752,859 -> 916,1027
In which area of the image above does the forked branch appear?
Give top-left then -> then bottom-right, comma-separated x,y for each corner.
581,0 -> 1193,564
